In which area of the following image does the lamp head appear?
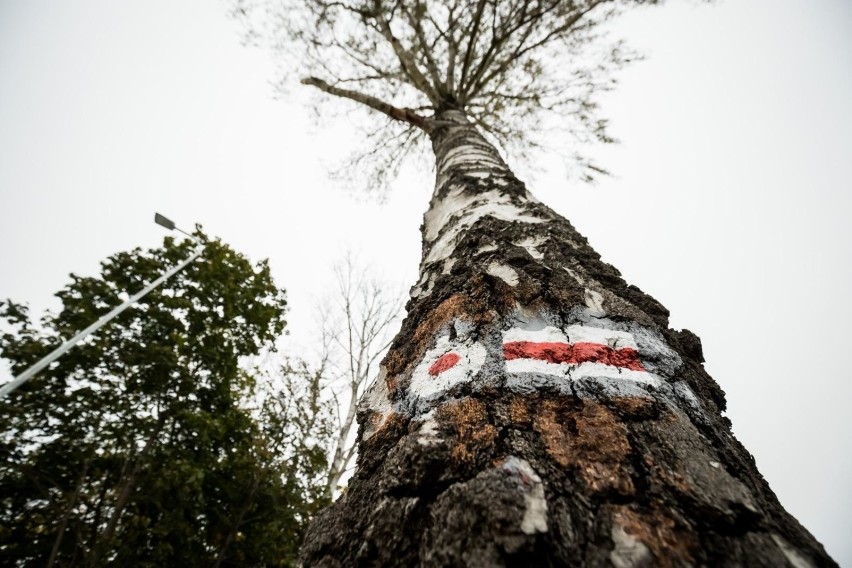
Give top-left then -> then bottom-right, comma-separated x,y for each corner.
154,213 -> 176,230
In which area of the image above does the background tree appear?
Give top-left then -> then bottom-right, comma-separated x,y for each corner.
257,356 -> 338,505
0,234 -> 328,566
239,0 -> 838,565
316,256 -> 402,497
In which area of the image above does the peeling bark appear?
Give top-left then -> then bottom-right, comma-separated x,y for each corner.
300,111 -> 837,567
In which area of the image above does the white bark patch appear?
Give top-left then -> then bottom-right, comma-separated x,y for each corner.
501,457 -> 548,535
416,418 -> 442,446
441,258 -> 456,275
460,170 -> 491,179
437,144 -> 506,177
439,145 -> 504,170
565,267 -> 606,316
424,183 -> 471,242
360,368 -> 393,440
584,289 -> 606,316
771,535 -> 815,568
486,262 -> 519,286
410,272 -> 436,299
409,335 -> 487,399
424,187 -> 546,265
610,524 -> 652,568
515,236 -> 547,260
673,382 -> 703,412
563,267 -> 586,285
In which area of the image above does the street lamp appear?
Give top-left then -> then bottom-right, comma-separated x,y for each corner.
0,213 -> 203,399
155,212 -> 196,240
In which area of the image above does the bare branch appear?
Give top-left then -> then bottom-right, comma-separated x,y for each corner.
457,0 -> 488,101
371,7 -> 441,104
401,0 -> 444,92
301,76 -> 432,131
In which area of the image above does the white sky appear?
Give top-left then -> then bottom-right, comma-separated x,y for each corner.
1,0 -> 850,563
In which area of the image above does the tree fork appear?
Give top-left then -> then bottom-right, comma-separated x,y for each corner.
300,111 -> 836,566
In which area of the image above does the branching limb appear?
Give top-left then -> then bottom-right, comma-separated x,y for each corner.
371,7 -> 441,104
301,76 -> 432,131
402,0 -> 444,93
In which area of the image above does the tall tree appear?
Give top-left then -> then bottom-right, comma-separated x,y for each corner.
238,1 -> 837,565
0,234 -> 327,566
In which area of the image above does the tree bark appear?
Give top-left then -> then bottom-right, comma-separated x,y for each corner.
300,111 -> 836,567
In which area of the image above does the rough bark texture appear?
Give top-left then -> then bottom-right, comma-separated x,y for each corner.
300,111 -> 836,567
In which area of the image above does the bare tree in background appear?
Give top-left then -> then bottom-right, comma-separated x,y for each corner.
318,256 -> 402,497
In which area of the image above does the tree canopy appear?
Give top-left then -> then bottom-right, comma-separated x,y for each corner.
235,0 -> 661,187
0,233 -> 329,566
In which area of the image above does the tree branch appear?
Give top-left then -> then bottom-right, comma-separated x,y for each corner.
372,9 -> 441,104
301,76 -> 432,132
402,1 -> 444,92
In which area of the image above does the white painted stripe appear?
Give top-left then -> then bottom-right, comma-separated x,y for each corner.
505,359 -> 656,385
503,325 -> 637,350
503,325 -> 568,344
564,325 -> 638,350
505,357 -> 571,376
572,362 -> 656,385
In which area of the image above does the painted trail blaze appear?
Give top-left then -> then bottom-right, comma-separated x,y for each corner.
503,341 -> 645,372
429,352 -> 461,376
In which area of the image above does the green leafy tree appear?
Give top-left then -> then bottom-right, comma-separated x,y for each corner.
0,233 -> 328,566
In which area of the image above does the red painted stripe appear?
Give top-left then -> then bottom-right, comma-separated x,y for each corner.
429,352 -> 461,376
503,341 -> 645,372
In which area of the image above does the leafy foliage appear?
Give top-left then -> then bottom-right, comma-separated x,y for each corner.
0,233 -> 330,566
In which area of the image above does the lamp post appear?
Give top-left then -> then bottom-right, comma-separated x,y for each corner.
0,213 -> 202,399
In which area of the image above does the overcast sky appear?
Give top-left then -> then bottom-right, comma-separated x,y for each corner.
1,0 -> 850,563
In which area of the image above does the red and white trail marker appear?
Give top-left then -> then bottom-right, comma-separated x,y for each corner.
410,335 -> 487,398
503,325 -> 655,384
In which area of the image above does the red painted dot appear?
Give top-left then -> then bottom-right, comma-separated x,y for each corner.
429,352 -> 461,376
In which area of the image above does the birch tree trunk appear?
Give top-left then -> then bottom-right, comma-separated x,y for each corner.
300,111 -> 836,567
